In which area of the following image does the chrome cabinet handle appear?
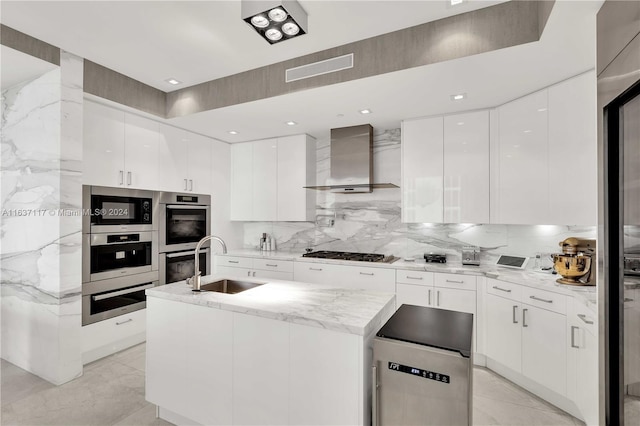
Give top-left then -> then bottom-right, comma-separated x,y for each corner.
530,295 -> 553,304
127,171 -> 132,185
184,179 -> 188,190
228,260 -> 239,264
265,264 -> 278,267
359,272 -> 374,276
625,298 -> 634,303
437,290 -> 441,306
428,289 -> 432,305
247,271 -> 250,276
372,364 -> 379,426
252,271 -> 256,277
493,286 -> 511,293
446,279 -> 464,284
310,267 -> 323,271
577,314 -> 594,325
407,276 -> 423,280
119,170 -> 124,185
116,319 -> 133,326
522,308 -> 528,327
189,179 -> 193,191
571,326 -> 579,348
513,305 -> 518,323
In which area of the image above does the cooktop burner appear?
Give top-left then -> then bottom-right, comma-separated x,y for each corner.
302,250 -> 391,263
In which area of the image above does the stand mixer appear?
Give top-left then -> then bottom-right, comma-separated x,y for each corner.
552,237 -> 596,286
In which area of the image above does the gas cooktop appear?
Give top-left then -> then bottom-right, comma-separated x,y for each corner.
302,250 -> 397,263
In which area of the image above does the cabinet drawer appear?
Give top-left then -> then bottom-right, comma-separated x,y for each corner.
294,262 -> 335,285
435,273 -> 476,291
522,286 -> 566,315
347,267 -> 396,292
573,299 -> 597,335
396,269 -> 434,286
217,256 -> 253,269
487,279 -> 521,302
253,258 -> 294,273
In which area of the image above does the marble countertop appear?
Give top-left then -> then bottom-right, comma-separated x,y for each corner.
146,274 -> 396,337
217,250 -> 598,312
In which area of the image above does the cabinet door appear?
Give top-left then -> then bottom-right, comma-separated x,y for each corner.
485,293 -> 522,372
252,139 -> 278,221
289,323 -> 360,425
444,111 -> 490,223
576,326 -> 598,425
277,135 -> 315,221
495,90 -> 549,224
401,117 -> 444,223
548,72 -> 597,225
187,133 -> 212,194
83,101 -> 125,187
434,287 -> 476,314
253,269 -> 293,281
396,283 -> 433,309
124,113 -> 159,190
230,142 -> 253,221
185,304 -> 233,425
521,304 -> 566,396
233,313 -> 289,425
215,265 -> 253,279
158,124 -> 189,192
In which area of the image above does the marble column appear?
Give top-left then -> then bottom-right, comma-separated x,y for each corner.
1,51 -> 83,385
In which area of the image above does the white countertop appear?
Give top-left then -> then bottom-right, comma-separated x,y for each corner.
146,274 -> 396,337
217,250 -> 598,311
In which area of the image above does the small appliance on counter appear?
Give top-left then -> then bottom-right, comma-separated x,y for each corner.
424,253 -> 447,263
461,246 -> 480,266
552,237 -> 596,286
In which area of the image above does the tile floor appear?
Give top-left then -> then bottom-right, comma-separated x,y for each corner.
2,344 -> 584,425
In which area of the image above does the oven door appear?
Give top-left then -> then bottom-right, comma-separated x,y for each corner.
82,279 -> 157,326
159,248 -> 210,285
87,231 -> 157,282
159,204 -> 210,252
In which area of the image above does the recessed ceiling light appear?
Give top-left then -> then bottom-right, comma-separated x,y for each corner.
523,129 -> 532,133
457,122 -> 465,126
286,121 -> 297,126
359,109 -> 372,114
537,108 -> 548,112
282,22 -> 300,36
268,7 -> 288,22
450,0 -> 465,6
228,130 -> 239,135
251,15 -> 269,28
242,0 -> 308,44
265,28 -> 283,41
165,78 -> 182,85
450,93 -> 466,101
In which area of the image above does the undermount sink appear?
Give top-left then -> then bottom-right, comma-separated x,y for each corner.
198,279 -> 265,294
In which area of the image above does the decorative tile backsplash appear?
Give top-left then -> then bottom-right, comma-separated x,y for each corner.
244,127 -> 597,263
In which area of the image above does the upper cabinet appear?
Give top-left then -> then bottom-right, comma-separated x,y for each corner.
230,135 -> 316,222
492,71 -> 596,225
159,125 -> 212,194
402,110 -> 489,224
83,101 -> 159,189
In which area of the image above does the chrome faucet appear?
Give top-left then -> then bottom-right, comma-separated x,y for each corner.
187,235 -> 227,292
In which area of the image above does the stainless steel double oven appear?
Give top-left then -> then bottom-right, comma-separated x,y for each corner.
82,186 -> 159,326
158,192 -> 211,285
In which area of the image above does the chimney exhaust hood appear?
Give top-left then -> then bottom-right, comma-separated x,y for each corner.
304,124 -> 399,193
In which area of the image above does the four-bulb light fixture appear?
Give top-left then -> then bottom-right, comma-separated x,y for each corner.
242,0 -> 308,44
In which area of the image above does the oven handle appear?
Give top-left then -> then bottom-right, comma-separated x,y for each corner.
165,248 -> 210,258
165,205 -> 210,210
91,283 -> 155,301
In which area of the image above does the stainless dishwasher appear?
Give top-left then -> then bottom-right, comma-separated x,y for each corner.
372,304 -> 473,425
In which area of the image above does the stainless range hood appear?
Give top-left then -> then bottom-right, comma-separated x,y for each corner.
304,124 -> 399,193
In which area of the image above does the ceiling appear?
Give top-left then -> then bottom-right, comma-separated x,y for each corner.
1,1 -> 603,144
1,45 -> 58,90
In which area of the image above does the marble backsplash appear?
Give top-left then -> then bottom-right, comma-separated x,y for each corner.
244,128 -> 597,264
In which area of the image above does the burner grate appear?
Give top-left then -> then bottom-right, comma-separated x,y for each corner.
302,250 -> 386,262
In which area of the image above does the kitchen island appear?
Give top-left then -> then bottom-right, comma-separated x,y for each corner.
145,274 -> 396,426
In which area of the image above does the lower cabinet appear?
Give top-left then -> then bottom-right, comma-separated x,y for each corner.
294,261 -> 395,292
215,256 -> 294,281
81,309 -> 146,364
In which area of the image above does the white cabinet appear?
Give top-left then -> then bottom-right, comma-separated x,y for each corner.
401,116 -> 444,223
443,111 -> 490,223
294,261 -> 395,293
146,297 -> 234,425
81,309 -> 146,364
293,261 -> 337,285
233,313 -> 289,425
215,255 -> 294,281
492,71 -> 596,225
159,125 -> 212,194
83,101 -> 159,190
230,135 -> 316,222
402,111 -> 490,224
485,279 -> 567,396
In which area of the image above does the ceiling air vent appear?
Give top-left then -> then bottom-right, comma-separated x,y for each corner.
285,53 -> 354,83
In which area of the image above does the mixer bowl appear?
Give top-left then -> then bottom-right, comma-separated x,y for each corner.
552,254 -> 592,284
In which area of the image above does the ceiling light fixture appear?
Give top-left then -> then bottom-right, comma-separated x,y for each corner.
242,0 -> 308,45
165,78 -> 182,85
359,109 -> 372,114
228,130 -> 239,135
286,121 -> 297,126
450,0 -> 465,6
450,93 -> 467,101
